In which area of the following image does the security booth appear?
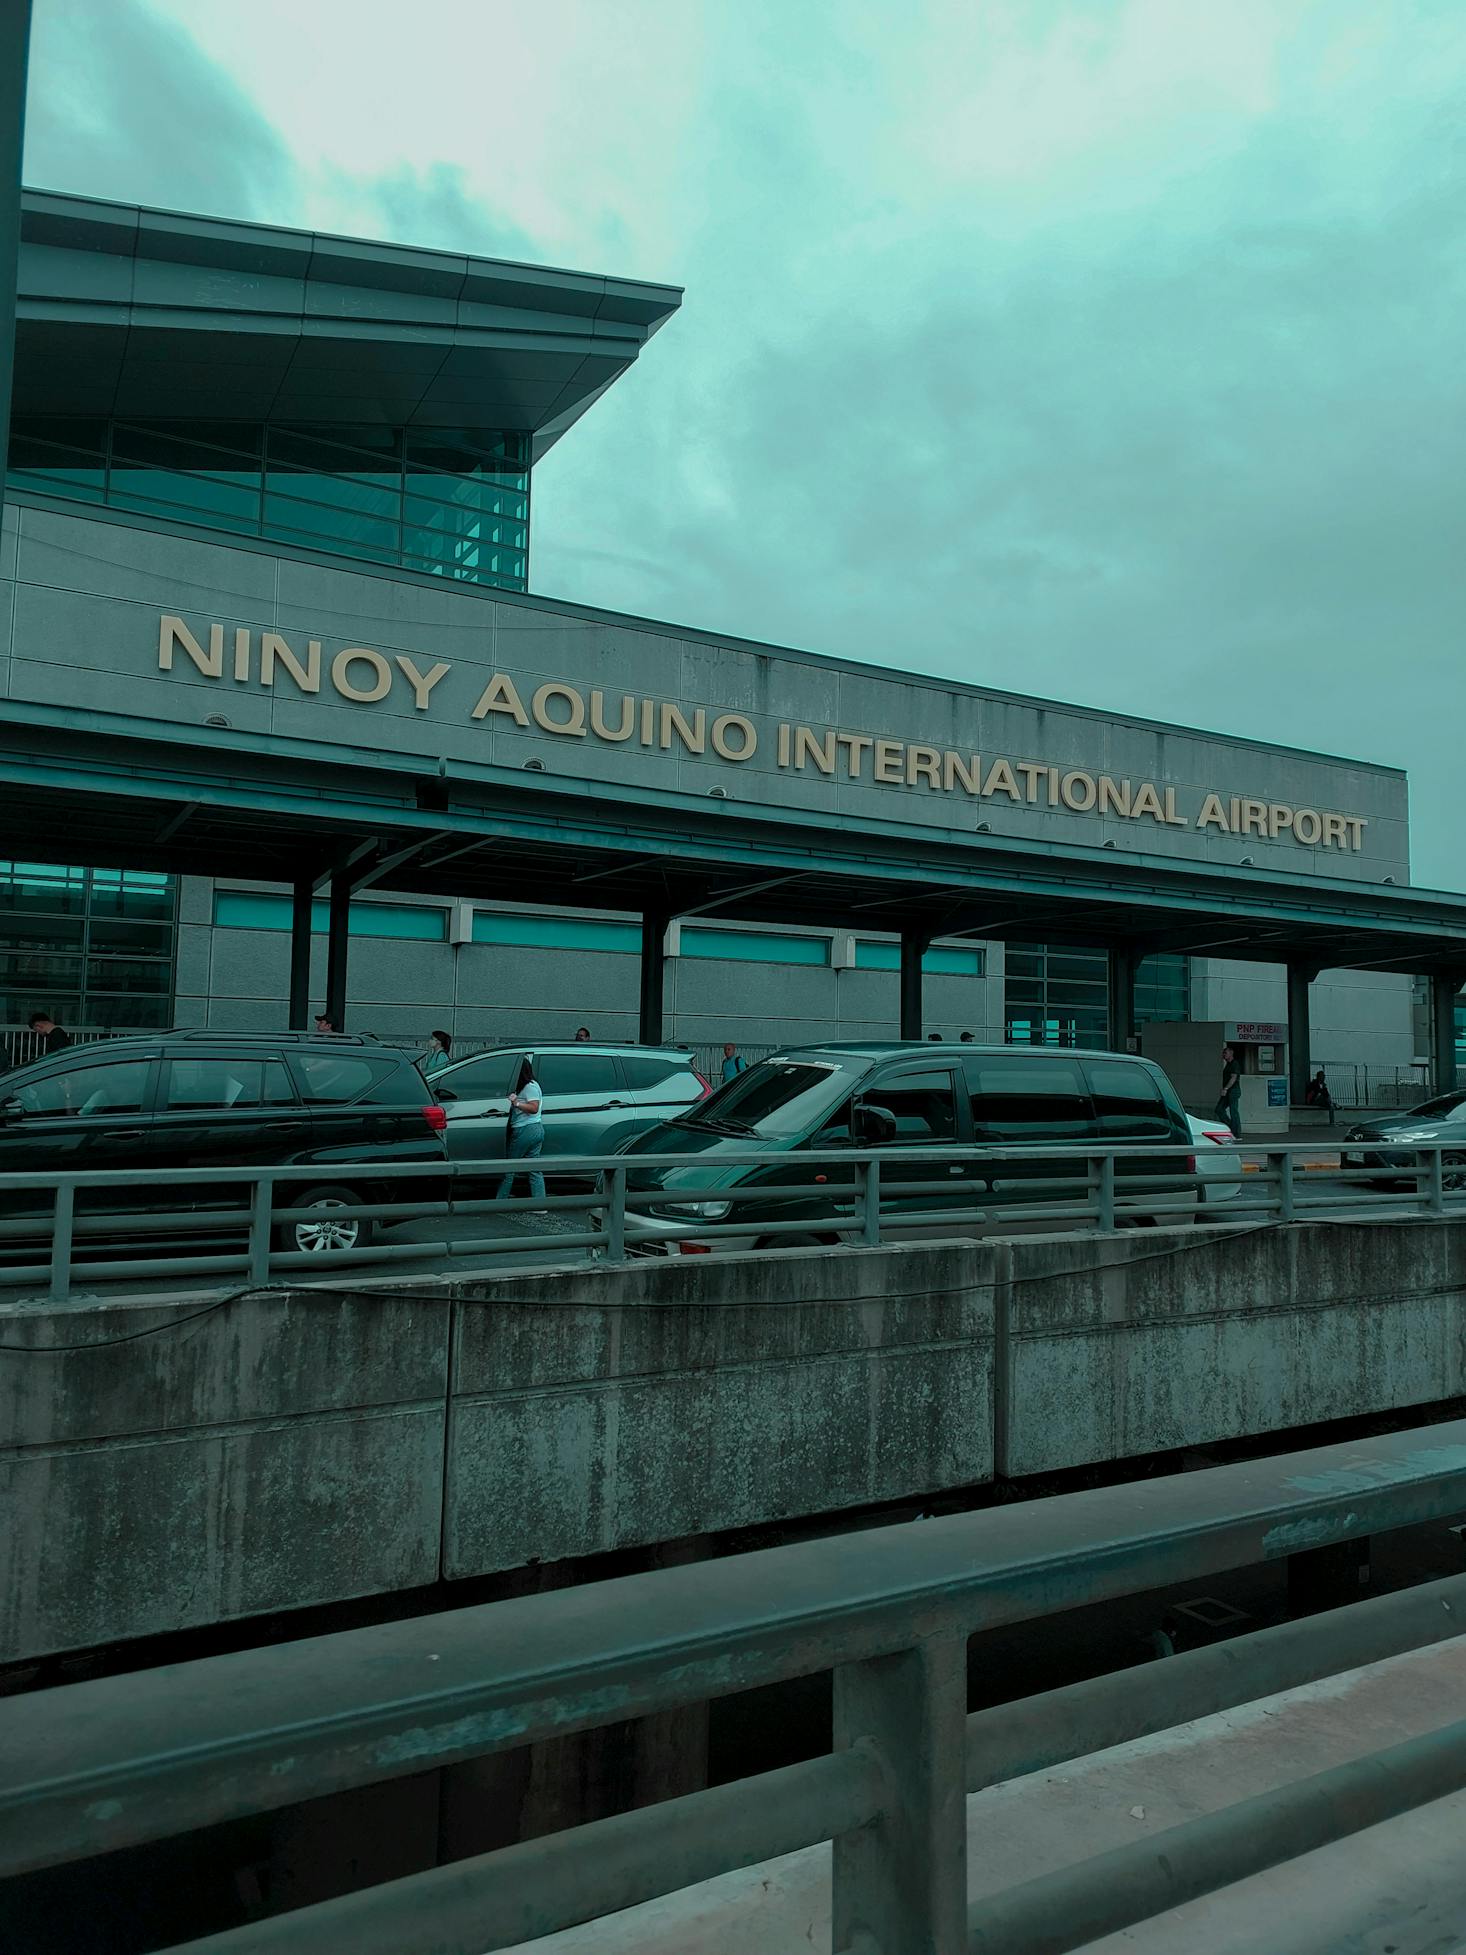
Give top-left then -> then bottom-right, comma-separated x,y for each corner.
1139,1021 -> 1290,1133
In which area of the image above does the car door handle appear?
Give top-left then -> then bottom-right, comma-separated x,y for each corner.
263,1121 -> 298,1134
949,1164 -> 965,1174
606,1100 -> 629,1108
109,1130 -> 144,1144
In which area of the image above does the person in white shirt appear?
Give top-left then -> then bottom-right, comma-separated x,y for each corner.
496,1056 -> 545,1201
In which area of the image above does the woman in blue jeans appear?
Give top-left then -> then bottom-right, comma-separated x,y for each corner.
497,1056 -> 545,1201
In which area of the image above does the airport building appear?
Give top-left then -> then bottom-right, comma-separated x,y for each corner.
3,190 -> 1465,1103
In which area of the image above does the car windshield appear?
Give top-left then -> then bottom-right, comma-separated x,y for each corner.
676,1058 -> 851,1138
1405,1090 -> 1466,1121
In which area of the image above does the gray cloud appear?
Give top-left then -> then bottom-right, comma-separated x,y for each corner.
24,0 -> 298,218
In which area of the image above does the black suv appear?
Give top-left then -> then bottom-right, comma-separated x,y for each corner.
0,1032 -> 448,1259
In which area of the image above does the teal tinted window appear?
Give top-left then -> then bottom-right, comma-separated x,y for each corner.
684,927 -> 827,966
1136,953 -> 1190,1024
854,941 -> 984,976
0,861 -> 177,1036
1004,941 -> 1108,1050
213,891 -> 446,940
472,913 -> 641,953
7,416 -> 531,592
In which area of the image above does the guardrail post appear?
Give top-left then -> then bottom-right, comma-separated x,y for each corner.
1276,1151 -> 1295,1225
605,1165 -> 627,1263
49,1183 -> 74,1303
1097,1152 -> 1116,1232
248,1178 -> 273,1287
1427,1146 -> 1445,1218
832,1632 -> 967,1955
862,1158 -> 882,1247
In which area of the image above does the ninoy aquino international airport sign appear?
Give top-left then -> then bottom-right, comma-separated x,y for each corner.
158,614 -> 1370,853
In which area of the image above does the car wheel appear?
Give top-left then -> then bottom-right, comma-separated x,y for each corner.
278,1185 -> 371,1254
1443,1154 -> 1466,1193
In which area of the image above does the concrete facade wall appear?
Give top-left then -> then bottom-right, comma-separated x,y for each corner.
6,1222 -> 1466,1664
1,501 -> 1411,883
172,873 -> 1415,1076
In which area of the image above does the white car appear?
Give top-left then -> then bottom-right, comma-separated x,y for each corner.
1189,1112 -> 1243,1206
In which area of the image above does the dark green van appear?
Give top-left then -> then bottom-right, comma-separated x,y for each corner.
617,1042 -> 1195,1246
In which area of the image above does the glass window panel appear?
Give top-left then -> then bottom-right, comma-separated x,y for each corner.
262,492 -> 401,553
163,1058 -> 270,1111
1085,1059 -> 1172,1139
967,1055 -> 1092,1138
83,995 -> 171,1029
87,917 -> 174,955
108,471 -> 262,523
265,466 -> 400,521
859,1068 -> 958,1142
89,872 -> 176,921
292,1054 -> 378,1104
16,1059 -> 151,1118
438,1050 -> 519,1099
683,927 -> 827,966
0,914 -> 86,950
0,952 -> 83,987
115,421 -> 262,465
82,959 -> 172,994
537,1053 -> 620,1097
471,913 -> 640,953
404,428 -> 529,470
268,425 -> 401,471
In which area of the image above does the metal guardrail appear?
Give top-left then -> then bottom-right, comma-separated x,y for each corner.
0,1139 -> 1464,1301
4,1419 -> 1466,1953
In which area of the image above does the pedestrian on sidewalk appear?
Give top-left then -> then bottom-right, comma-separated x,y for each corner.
720,1042 -> 745,1082
421,1029 -> 453,1076
27,1010 -> 71,1055
1216,1043 -> 1242,1138
1305,1068 -> 1334,1127
496,1055 -> 545,1203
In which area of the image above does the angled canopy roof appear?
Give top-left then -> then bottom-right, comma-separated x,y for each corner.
12,190 -> 682,458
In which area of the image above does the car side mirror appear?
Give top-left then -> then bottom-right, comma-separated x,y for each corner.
434,1088 -> 456,1103
0,1097 -> 24,1124
853,1102 -> 897,1146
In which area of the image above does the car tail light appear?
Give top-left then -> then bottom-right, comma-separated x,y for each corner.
1201,1129 -> 1235,1147
422,1104 -> 447,1133
693,1070 -> 712,1098
678,1240 -> 712,1255
1187,1153 -> 1197,1175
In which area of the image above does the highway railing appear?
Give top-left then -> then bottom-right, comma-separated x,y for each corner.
4,1417 -> 1466,1953
0,1139 -> 1463,1302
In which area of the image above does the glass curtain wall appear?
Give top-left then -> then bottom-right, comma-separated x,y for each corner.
1005,945 -> 1189,1049
0,863 -> 178,1032
8,418 -> 530,591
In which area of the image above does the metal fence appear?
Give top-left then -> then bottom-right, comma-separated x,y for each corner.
1,1139 -> 1464,1303
4,1416 -> 1466,1953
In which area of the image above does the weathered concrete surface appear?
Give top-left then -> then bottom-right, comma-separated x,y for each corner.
6,1223 -> 1466,1662
997,1221 -> 1466,1478
443,1242 -> 997,1576
0,1290 -> 449,1661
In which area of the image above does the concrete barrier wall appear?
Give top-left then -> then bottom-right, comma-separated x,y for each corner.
0,1290 -> 448,1662
443,1242 -> 997,1576
996,1222 -> 1466,1478
4,1223 -> 1464,1662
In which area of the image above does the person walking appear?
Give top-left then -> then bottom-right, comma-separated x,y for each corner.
27,1010 -> 71,1055
574,1026 -> 591,1042
1305,1067 -> 1334,1128
314,1012 -> 337,1035
496,1055 -> 545,1203
421,1029 -> 453,1076
1216,1043 -> 1242,1138
720,1042 -> 745,1082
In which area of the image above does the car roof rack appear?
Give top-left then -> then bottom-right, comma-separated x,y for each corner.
159,1029 -> 384,1045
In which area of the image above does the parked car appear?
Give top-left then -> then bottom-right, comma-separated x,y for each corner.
0,1031 -> 448,1260
1189,1111 -> 1243,1208
430,1042 -> 709,1167
616,1042 -> 1197,1248
1341,1090 -> 1466,1188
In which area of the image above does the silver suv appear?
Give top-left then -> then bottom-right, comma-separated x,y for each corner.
431,1043 -> 709,1164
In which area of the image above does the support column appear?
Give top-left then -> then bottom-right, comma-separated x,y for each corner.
899,928 -> 928,1041
639,911 -> 667,1046
1287,961 -> 1320,1109
324,870 -> 351,1030
288,875 -> 313,1031
0,1 -> 33,484
1429,968 -> 1466,1096
1107,946 -> 1138,1053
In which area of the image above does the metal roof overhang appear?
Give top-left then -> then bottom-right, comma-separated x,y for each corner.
3,700 -> 1465,975
12,191 -> 682,459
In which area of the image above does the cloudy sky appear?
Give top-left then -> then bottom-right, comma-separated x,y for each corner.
22,0 -> 1466,886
